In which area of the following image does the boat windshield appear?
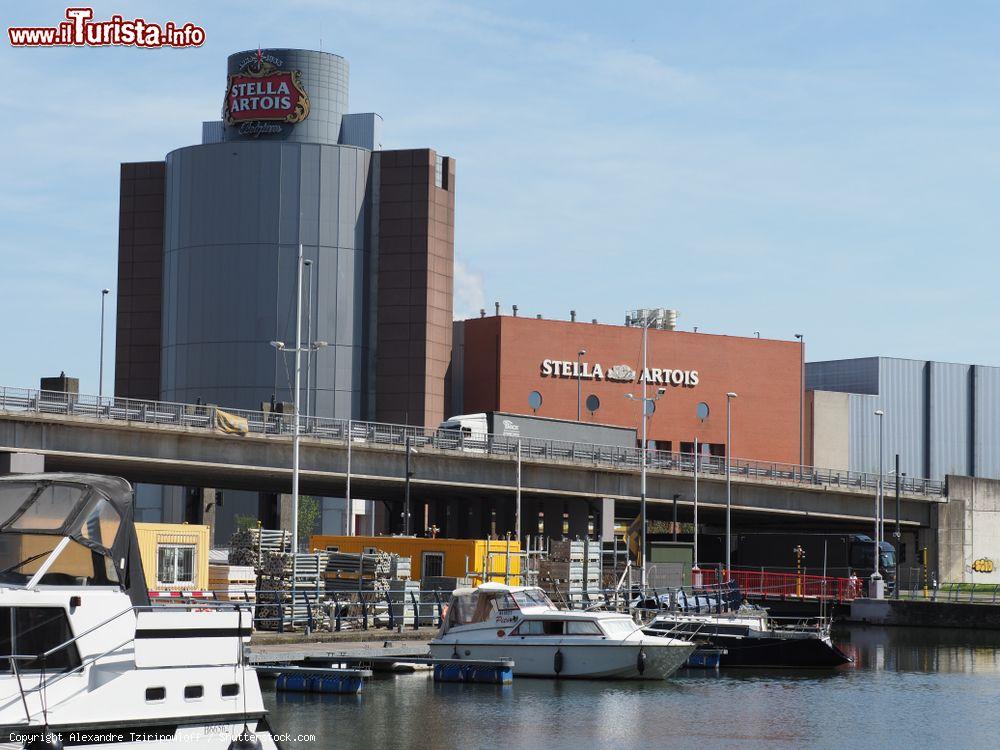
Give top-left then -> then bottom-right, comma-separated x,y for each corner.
510,588 -> 554,609
600,618 -> 639,639
0,534 -> 120,587
0,481 -> 122,587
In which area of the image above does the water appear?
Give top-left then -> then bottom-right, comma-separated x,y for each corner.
264,626 -> 1000,749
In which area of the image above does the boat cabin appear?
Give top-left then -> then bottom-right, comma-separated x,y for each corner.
439,583 -> 637,639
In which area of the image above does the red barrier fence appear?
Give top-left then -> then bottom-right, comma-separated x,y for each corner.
698,567 -> 861,602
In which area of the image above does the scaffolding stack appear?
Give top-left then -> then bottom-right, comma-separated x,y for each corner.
256,551 -> 329,630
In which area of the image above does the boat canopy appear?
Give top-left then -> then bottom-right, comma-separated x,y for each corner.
0,473 -> 149,606
440,585 -> 554,634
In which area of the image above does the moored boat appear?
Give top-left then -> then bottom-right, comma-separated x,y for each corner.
430,583 -> 694,679
644,607 -> 851,668
0,473 -> 281,748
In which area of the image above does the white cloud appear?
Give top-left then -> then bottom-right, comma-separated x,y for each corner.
453,259 -> 485,320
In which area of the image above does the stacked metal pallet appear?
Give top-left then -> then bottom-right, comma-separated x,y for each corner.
256,551 -> 329,630
227,527 -> 292,568
540,539 -> 602,608
208,563 -> 257,602
324,550 -> 395,594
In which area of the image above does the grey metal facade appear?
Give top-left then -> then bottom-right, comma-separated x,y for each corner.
161,140 -> 372,417
160,49 -> 381,419
808,357 -> 1000,481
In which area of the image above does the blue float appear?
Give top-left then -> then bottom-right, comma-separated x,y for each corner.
433,663 -> 513,684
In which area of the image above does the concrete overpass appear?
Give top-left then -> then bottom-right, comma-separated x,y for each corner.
2,385 -> 993,586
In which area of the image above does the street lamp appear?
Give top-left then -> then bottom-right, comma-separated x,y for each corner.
303,259 -> 313,418
577,349 -> 586,421
871,408 -> 885,598
404,435 -> 417,534
794,333 -> 804,471
625,312 -> 666,589
725,392 -> 738,579
269,244 -> 329,618
99,288 -> 110,400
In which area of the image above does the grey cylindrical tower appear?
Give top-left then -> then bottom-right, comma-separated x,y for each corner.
223,48 -> 349,145
160,49 -> 371,419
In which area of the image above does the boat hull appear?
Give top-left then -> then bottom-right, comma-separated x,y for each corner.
704,635 -> 851,668
429,641 -> 695,680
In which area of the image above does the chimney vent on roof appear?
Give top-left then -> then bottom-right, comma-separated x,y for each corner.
570,310 -> 577,322
494,302 -> 500,316
480,308 -> 486,318
512,305 -> 518,317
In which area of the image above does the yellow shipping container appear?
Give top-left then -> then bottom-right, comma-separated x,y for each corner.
135,522 -> 210,592
309,535 -> 521,585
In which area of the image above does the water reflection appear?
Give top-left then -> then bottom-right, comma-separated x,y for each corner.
263,626 -> 1000,749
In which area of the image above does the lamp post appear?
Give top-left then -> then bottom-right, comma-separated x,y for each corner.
303,259 -> 313,418
871,408 -> 885,598
693,436 -> 700,585
99,288 -> 110,400
625,314 -> 665,589
892,453 -> 906,599
725,392 -> 738,580
576,349 -> 586,421
269,244 -> 328,615
404,434 -> 416,534
794,333 -> 804,472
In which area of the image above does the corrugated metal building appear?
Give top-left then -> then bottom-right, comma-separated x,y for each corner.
807,357 -> 1000,481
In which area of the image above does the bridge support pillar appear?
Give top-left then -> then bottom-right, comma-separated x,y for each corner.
600,498 -> 615,544
279,493 -> 294,541
0,451 -> 44,475
542,499 -> 563,541
567,502 -> 589,539
463,499 -> 485,538
201,488 -> 217,547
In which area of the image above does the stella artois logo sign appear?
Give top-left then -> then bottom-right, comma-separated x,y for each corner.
224,49 -> 309,127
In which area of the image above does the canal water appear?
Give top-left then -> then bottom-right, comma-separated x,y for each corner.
264,626 -> 1000,749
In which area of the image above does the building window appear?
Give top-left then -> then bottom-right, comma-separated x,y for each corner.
422,552 -> 445,579
157,544 -> 195,587
434,155 -> 444,188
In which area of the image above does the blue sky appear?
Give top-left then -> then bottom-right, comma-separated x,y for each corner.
2,1 -> 999,395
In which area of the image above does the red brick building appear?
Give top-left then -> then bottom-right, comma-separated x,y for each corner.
455,315 -> 804,464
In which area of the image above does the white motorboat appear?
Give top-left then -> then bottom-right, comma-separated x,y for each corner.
0,473 -> 281,749
430,583 -> 694,679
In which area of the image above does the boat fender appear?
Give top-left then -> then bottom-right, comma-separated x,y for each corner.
227,724 -> 263,750
24,731 -> 64,750
636,648 -> 647,676
554,649 -> 564,675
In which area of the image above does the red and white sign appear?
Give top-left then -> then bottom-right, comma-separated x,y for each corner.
224,63 -> 309,126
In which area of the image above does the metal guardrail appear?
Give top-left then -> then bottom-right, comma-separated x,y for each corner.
0,385 -> 945,497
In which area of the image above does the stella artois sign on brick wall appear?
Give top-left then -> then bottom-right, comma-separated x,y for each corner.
224,51 -> 309,127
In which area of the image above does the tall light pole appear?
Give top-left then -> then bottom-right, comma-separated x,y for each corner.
404,434 -> 415,534
269,244 -> 328,615
871,408 -> 885,598
576,349 -> 586,421
725,392 -> 738,579
99,288 -> 110,400
794,333 -> 804,471
303,259 -> 313,419
626,314 -> 664,589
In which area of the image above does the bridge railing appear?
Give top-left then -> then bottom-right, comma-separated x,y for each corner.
699,567 -> 861,601
0,384 -> 945,497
